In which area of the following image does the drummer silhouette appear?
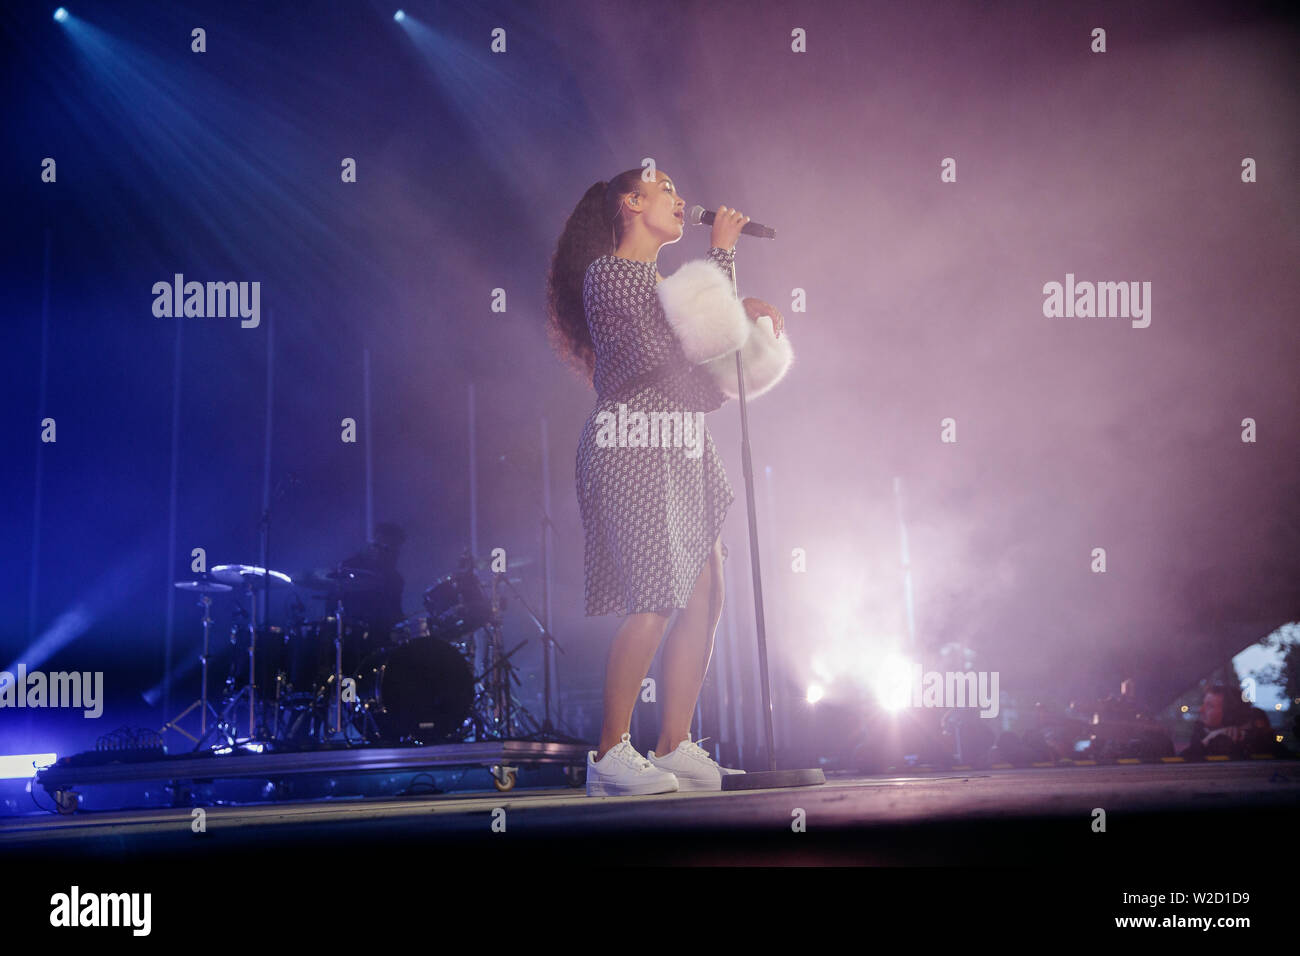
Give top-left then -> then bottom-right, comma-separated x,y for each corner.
335,522 -> 406,637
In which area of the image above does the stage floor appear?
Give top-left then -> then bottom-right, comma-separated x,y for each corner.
5,759 -> 1297,866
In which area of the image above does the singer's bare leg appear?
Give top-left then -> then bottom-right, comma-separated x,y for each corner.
595,611 -> 671,761
654,536 -> 724,757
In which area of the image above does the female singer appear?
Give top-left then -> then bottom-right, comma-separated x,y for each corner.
546,167 -> 792,795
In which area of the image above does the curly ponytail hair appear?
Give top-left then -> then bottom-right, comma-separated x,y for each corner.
546,168 -> 646,382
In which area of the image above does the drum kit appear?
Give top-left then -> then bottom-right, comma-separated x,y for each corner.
164,551 -> 548,753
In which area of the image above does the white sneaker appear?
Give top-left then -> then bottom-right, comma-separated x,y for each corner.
586,732 -> 680,796
648,734 -> 745,791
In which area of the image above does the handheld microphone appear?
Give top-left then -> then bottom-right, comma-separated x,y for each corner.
688,204 -> 776,239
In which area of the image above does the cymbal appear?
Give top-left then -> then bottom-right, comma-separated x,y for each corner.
470,555 -> 535,572
302,566 -> 384,593
211,564 -> 294,588
173,578 -> 234,593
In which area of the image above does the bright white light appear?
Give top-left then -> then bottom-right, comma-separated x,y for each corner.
393,9 -> 406,21
1233,622 -> 1296,716
806,684 -> 825,704
807,631 -> 917,712
53,7 -> 68,21
0,753 -> 58,779
873,653 -> 913,711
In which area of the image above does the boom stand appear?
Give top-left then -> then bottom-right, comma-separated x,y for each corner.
721,255 -> 823,790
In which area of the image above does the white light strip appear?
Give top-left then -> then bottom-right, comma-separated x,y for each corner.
0,753 -> 58,779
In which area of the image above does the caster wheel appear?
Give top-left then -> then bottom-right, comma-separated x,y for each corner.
492,766 -> 517,792
54,790 -> 80,814
563,765 -> 586,788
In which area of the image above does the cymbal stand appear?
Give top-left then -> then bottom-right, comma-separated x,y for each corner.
321,598 -> 375,744
202,590 -> 273,750
252,472 -> 294,744
338,600 -> 348,738
333,599 -> 345,735
488,575 -> 509,736
468,572 -> 559,740
197,615 -> 251,751
161,593 -> 221,747
468,631 -> 531,739
243,577 -> 263,739
495,570 -> 583,744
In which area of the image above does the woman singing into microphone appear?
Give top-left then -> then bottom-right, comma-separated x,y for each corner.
546,167 -> 793,796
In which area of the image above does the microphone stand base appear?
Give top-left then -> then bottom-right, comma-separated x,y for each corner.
721,768 -> 825,791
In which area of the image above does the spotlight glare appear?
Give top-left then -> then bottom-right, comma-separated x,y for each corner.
393,9 -> 405,21
873,653 -> 914,712
54,7 -> 69,22
806,684 -> 825,705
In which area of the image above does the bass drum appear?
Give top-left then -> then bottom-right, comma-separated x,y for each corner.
361,637 -> 475,744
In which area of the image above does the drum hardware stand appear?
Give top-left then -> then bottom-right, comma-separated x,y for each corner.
279,632 -> 379,748
246,473 -> 295,744
300,600 -> 380,747
495,569 -> 584,744
242,577 -> 268,742
277,676 -> 376,747
333,599 -> 345,734
468,571 -> 547,740
281,683 -> 338,746
200,664 -> 251,751
467,632 -> 532,739
457,569 -> 503,740
486,573 -> 511,736
161,590 -> 224,747
312,673 -> 378,745
196,581 -> 268,747
195,598 -> 272,752
351,692 -> 383,743
539,514 -> 562,739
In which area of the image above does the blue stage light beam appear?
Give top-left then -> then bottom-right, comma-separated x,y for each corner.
394,10 -> 406,22
7,550 -> 151,677
53,7 -> 69,22
395,13 -> 591,198
142,651 -> 203,707
49,15 -> 392,295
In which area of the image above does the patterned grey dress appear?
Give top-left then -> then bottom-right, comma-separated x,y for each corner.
575,247 -> 739,616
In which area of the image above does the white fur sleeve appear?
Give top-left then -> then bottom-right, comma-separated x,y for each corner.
656,259 -> 751,363
704,314 -> 794,399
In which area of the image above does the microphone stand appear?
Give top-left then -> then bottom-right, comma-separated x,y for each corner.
721,251 -> 823,790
